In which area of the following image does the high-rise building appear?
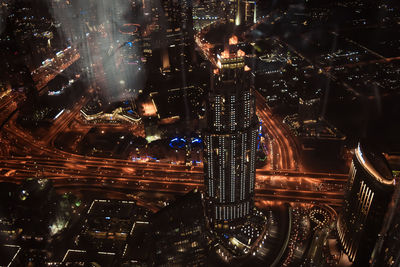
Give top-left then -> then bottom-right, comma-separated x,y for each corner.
244,0 -> 257,24
204,39 -> 258,227
233,0 -> 257,26
141,0 -> 195,72
337,143 -> 395,266
370,177 -> 400,267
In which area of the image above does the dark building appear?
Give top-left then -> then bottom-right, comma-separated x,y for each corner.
0,178 -> 73,256
78,199 -> 141,255
141,0 -> 195,73
150,189 -> 209,266
150,85 -> 204,120
48,250 -> 116,266
370,178 -> 400,267
0,244 -> 21,267
337,143 -> 395,266
298,97 -> 320,126
57,199 -> 152,266
0,0 -> 64,71
204,40 -> 258,227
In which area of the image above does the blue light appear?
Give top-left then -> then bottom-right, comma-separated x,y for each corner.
192,138 -> 202,144
105,217 -> 110,220
126,42 -> 133,47
169,137 -> 187,149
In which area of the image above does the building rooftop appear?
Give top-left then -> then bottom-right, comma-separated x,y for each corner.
356,143 -> 394,185
60,249 -> 116,266
0,244 -> 21,267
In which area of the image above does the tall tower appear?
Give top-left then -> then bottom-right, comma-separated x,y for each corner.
337,143 -> 395,265
234,0 -> 256,25
235,0 -> 242,26
204,38 -> 258,227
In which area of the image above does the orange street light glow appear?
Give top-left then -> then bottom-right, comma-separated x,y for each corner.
229,35 -> 238,45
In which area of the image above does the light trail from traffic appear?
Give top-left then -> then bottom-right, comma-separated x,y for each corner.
255,89 -> 301,171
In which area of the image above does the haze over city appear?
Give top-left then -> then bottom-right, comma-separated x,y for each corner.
0,0 -> 399,266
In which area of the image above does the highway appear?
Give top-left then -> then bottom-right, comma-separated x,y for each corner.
0,173 -> 344,207
44,96 -> 89,146
255,89 -> 301,171
0,96 -> 346,209
31,47 -> 81,92
0,153 -> 345,207
0,90 -> 346,208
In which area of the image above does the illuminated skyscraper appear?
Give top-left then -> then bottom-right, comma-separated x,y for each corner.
234,0 -> 257,25
204,38 -> 258,227
244,0 -> 257,24
337,143 -> 395,266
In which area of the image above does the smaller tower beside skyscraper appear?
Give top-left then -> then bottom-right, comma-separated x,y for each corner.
337,143 -> 395,266
370,173 -> 400,267
140,0 -> 195,72
234,0 -> 257,26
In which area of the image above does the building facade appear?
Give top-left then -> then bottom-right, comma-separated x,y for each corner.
337,143 -> 395,265
370,177 -> 400,267
234,0 -> 257,26
204,42 -> 258,227
141,0 -> 195,72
